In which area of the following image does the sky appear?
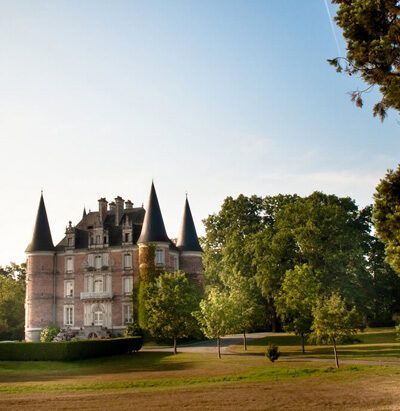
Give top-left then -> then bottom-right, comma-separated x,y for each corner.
0,1 -> 399,266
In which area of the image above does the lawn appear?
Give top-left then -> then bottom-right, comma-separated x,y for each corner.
229,327 -> 400,360
1,329 -> 400,410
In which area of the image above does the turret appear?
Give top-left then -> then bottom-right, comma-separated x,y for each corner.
138,182 -> 169,271
176,196 -> 203,284
25,193 -> 56,341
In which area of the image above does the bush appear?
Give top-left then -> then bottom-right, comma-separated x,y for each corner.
40,325 -> 61,342
266,344 -> 281,363
124,323 -> 143,338
0,337 -> 143,361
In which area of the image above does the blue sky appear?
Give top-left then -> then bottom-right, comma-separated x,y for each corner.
0,1 -> 399,265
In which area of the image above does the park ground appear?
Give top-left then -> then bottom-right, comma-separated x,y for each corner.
1,328 -> 400,410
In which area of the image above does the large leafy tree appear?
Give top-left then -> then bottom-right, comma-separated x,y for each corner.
145,271 -> 200,354
373,165 -> 400,275
276,264 -> 321,353
329,0 -> 400,120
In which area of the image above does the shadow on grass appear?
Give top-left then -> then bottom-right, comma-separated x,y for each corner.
0,352 -> 193,383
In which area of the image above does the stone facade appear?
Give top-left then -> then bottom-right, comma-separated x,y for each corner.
25,185 -> 203,342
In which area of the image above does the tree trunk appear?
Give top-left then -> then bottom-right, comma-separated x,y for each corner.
173,337 -> 177,355
332,338 -> 339,368
243,331 -> 247,351
271,311 -> 277,333
217,336 -> 221,359
301,334 -> 305,354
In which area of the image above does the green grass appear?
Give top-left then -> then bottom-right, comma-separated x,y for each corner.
230,327 -> 400,359
0,363 -> 384,393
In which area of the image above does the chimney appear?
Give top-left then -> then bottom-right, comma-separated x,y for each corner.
125,200 -> 133,209
109,201 -> 116,211
115,196 -> 124,225
98,198 -> 108,221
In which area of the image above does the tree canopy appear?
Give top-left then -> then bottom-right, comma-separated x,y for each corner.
329,0 -> 400,120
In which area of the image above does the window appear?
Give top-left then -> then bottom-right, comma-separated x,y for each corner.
96,235 -> 101,244
104,236 -> 107,244
123,304 -> 133,324
174,255 -> 179,271
65,257 -> 74,273
95,256 -> 102,269
64,306 -> 74,326
67,237 -> 73,246
65,280 -> 74,298
94,311 -> 103,326
155,249 -> 164,265
124,253 -> 132,269
123,276 -> 133,294
88,254 -> 94,267
125,233 -> 129,243
94,276 -> 104,293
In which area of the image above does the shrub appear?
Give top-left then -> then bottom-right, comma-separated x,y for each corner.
0,337 -> 143,361
40,325 -> 61,342
124,323 -> 143,338
266,344 -> 281,363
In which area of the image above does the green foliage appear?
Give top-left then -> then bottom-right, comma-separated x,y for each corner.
311,293 -> 364,345
124,323 -> 143,338
266,344 -> 280,362
373,165 -> 400,276
329,0 -> 400,120
0,262 -> 26,282
0,337 -> 143,361
0,274 -> 25,340
138,244 -> 156,329
276,264 -> 320,351
40,326 -> 61,342
145,271 -> 200,351
193,287 -> 235,340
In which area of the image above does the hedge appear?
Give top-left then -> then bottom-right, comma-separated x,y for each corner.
0,337 -> 143,361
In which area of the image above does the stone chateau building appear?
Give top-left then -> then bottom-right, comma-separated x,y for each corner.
25,183 -> 203,342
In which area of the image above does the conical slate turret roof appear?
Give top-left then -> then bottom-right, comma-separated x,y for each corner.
26,194 -> 55,252
138,182 -> 169,243
176,197 -> 202,252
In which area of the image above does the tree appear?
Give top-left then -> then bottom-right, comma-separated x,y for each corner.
373,165 -> 400,276
329,0 -> 400,121
227,270 -> 263,350
0,262 -> 26,282
193,288 -> 235,359
145,271 -> 200,354
311,293 -> 363,368
276,264 -> 320,353
0,275 -> 25,340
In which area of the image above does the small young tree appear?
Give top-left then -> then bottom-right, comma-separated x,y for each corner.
311,293 -> 363,368
145,271 -> 199,354
276,264 -> 320,353
227,271 -> 262,350
193,287 -> 235,359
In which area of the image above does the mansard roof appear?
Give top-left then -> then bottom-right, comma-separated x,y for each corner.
137,182 -> 169,243
26,194 -> 55,253
176,197 -> 202,252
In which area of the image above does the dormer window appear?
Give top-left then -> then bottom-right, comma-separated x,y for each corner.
125,233 -> 129,243
67,237 -> 73,247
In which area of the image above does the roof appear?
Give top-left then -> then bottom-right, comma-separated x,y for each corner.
26,194 -> 55,252
176,197 -> 202,252
137,182 -> 169,243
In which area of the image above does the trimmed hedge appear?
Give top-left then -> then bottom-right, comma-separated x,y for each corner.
0,337 -> 143,361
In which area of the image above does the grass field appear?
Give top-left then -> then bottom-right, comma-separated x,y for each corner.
230,327 -> 400,360
1,328 -> 400,410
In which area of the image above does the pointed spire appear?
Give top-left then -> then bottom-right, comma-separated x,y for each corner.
176,197 -> 202,252
82,206 -> 87,218
26,194 -> 55,252
138,182 -> 169,243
